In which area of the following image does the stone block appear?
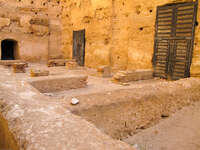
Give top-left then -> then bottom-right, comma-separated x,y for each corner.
112,69 -> 153,83
30,69 -> 49,77
0,60 -> 28,67
12,63 -> 26,73
47,59 -> 69,67
97,66 -> 111,78
65,60 -> 78,70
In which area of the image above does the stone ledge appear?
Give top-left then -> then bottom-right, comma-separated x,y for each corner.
112,69 -> 153,83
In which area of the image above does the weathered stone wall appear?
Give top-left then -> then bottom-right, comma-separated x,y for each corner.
61,0 -> 200,73
61,0 -> 112,68
0,0 -> 62,62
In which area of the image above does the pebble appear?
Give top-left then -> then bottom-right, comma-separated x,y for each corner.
71,98 -> 79,105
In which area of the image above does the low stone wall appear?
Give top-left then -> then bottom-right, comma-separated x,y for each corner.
66,78 -> 200,139
30,75 -> 88,93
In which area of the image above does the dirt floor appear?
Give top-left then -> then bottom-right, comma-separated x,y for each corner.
123,101 -> 200,150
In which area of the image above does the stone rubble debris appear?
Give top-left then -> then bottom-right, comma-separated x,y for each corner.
97,65 -> 112,78
30,69 -> 49,77
47,59 -> 70,67
12,63 -> 27,73
65,60 -> 78,70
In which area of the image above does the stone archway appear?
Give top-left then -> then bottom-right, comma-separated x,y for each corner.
1,39 -> 18,60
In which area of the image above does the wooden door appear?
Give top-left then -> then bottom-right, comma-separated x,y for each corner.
153,2 -> 198,80
73,29 -> 85,66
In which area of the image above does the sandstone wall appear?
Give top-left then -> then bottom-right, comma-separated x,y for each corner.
0,0 -> 62,62
61,0 -> 200,73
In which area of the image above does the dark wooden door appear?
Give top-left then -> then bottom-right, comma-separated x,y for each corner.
73,29 -> 85,66
153,2 -> 198,80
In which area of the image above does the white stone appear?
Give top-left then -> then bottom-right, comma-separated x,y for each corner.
71,98 -> 79,105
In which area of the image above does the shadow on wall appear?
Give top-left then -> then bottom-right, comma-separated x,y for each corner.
1,39 -> 19,60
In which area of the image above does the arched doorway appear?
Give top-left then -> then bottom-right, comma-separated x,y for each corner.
1,39 -> 18,60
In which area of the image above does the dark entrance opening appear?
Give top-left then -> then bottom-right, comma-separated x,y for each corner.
73,29 -> 85,66
152,1 -> 198,80
1,39 -> 17,60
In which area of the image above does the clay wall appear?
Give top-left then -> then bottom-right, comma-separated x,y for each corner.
61,0 -> 200,74
0,0 -> 62,62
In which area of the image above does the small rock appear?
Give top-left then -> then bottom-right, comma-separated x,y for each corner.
44,93 -> 54,97
71,98 -> 79,105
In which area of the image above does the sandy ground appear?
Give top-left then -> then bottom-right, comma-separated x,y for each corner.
123,101 -> 200,150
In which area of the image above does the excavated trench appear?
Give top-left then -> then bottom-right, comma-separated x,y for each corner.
28,77 -> 200,141
64,78 -> 200,141
29,75 -> 88,93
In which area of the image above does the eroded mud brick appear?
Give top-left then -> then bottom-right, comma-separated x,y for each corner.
30,69 -> 49,77
65,60 -> 78,70
0,60 -> 28,67
12,63 -> 26,73
112,69 -> 153,83
47,59 -> 76,67
97,66 -> 111,78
